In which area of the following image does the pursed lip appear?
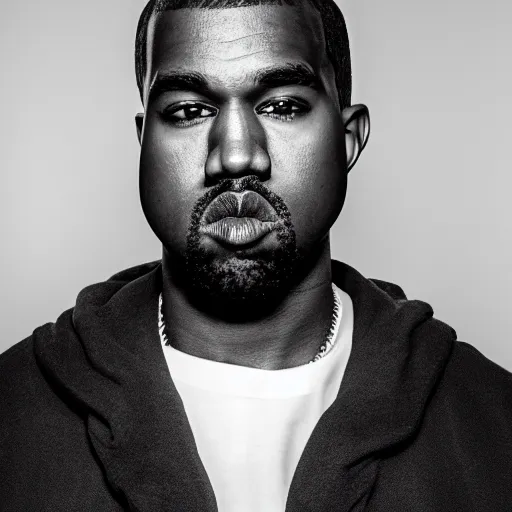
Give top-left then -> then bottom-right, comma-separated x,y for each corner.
200,217 -> 277,246
201,191 -> 279,225
199,191 -> 279,246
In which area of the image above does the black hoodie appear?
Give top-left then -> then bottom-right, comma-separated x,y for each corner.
1,260 -> 511,511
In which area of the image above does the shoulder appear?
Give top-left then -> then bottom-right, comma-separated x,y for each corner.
0,333 -> 38,398
430,339 -> 512,438
0,323 -> 61,425
1,321 -> 81,473
0,317 -> 81,440
443,341 -> 512,399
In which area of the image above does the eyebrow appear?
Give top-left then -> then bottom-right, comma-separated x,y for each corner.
148,71 -> 209,104
254,63 -> 321,90
148,62 -> 321,104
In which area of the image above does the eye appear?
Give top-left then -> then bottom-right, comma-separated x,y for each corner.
256,98 -> 310,122
162,102 -> 217,127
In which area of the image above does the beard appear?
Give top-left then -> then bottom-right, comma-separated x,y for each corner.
184,176 -> 300,317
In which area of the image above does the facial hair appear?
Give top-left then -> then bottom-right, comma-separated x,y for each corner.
184,176 -> 300,318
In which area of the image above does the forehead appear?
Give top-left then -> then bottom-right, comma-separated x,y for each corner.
145,5 -> 328,94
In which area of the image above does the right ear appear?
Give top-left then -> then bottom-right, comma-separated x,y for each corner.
135,113 -> 144,144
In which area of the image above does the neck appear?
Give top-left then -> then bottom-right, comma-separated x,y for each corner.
161,241 -> 334,370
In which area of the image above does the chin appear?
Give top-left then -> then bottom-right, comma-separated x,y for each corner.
184,246 -> 297,314
197,255 -> 287,295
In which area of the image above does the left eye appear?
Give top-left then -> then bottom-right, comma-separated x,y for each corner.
163,103 -> 217,126
257,99 -> 310,121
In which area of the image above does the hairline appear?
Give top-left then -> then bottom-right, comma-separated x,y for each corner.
136,0 -> 351,108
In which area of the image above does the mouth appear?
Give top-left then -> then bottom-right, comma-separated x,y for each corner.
199,191 -> 279,247
200,217 -> 277,246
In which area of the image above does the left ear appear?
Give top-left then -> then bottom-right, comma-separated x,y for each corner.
342,104 -> 370,172
135,113 -> 145,145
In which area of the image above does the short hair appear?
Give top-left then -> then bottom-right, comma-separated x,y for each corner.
135,0 -> 351,108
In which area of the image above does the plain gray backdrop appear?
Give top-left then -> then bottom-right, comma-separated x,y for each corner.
1,0 -> 511,370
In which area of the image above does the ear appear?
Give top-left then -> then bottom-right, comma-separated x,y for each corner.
342,104 -> 370,172
135,113 -> 145,145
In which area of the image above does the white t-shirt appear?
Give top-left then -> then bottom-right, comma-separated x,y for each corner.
161,284 -> 353,512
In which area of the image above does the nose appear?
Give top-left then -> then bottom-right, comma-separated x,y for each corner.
205,101 -> 271,184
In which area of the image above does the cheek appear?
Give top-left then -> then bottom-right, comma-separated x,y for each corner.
139,119 -> 208,251
269,112 -> 347,247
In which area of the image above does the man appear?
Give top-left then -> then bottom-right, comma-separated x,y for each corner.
1,0 -> 511,510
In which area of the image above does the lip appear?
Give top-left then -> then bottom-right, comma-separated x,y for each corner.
202,191 -> 279,225
199,217 -> 277,246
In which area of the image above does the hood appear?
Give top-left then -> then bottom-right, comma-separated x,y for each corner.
33,260 -> 456,512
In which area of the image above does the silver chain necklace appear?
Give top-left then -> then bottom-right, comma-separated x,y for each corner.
158,284 -> 341,365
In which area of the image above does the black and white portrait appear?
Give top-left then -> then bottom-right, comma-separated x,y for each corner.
1,0 -> 511,510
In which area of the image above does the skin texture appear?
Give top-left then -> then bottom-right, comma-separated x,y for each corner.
137,4 -> 370,369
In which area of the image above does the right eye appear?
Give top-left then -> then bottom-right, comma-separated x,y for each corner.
162,102 -> 218,127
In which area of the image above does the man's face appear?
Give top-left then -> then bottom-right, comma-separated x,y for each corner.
139,4 -> 349,302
